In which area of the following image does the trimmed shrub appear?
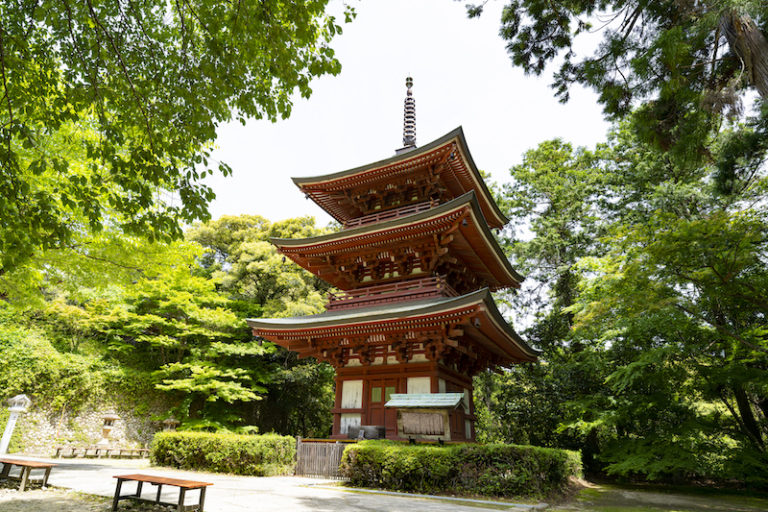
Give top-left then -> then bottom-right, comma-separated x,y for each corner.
340,440 -> 581,498
151,431 -> 295,476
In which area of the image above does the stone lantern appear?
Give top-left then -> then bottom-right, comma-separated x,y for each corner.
0,394 -> 32,454
98,412 -> 120,445
162,418 -> 180,431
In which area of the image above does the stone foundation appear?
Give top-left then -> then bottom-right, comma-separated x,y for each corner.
9,401 -> 165,456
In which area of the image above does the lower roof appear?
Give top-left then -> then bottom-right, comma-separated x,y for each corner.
247,288 -> 539,363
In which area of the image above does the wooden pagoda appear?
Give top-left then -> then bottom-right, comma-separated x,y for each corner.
248,80 -> 537,441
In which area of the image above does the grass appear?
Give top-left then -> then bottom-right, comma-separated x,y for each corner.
548,482 -> 768,512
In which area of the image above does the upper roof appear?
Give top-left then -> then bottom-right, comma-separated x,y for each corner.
271,191 -> 523,290
292,127 -> 509,229
247,288 -> 539,363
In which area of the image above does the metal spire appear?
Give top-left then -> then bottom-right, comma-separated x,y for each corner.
402,76 -> 416,148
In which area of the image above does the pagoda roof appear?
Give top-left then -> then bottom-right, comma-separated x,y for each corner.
247,288 -> 539,363
272,191 -> 523,290
385,393 -> 463,409
292,127 -> 509,229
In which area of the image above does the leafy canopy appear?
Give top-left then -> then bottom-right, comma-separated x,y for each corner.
465,0 -> 768,166
188,214 -> 335,436
0,0 -> 351,272
477,113 -> 768,483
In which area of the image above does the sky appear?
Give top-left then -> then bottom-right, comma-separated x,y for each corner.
204,0 -> 610,226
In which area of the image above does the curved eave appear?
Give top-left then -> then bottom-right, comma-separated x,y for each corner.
459,192 -> 524,285
247,288 -> 538,363
248,289 -> 488,330
477,291 -> 540,362
292,127 -> 509,229
271,191 -> 523,287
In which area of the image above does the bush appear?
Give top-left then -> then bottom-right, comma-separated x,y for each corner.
151,431 -> 295,476
0,317 -> 109,411
340,440 -> 581,498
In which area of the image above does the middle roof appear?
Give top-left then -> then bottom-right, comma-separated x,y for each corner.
272,191 -> 523,291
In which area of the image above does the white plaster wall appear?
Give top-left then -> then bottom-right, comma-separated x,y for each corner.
341,380 -> 363,409
407,376 -> 431,394
340,413 -> 361,434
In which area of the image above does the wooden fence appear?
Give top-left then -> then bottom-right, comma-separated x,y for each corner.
295,438 -> 354,479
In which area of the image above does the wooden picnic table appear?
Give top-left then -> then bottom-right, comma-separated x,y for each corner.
112,473 -> 213,512
0,457 -> 56,491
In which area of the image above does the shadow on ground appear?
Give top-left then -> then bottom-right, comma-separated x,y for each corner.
0,488 -> 168,512
0,492 -> 106,512
293,491 -> 525,512
552,484 -> 768,512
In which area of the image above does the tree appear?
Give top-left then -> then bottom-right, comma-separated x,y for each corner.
188,215 -> 330,317
569,121 -> 768,481
475,140 -> 609,473
0,0 -> 351,273
42,240 -> 272,425
466,1 -> 768,167
1,213 -> 334,434
0,306 -> 109,412
477,108 -> 768,483
0,226 -> 189,304
188,214 -> 335,436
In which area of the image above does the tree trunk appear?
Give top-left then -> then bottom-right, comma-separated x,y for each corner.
720,9 -> 768,98
733,383 -> 765,450
757,396 -> 768,422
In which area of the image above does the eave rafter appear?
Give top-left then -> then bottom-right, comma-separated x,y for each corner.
325,156 -> 453,217
274,193 -> 521,291
278,206 -> 481,290
255,303 -> 525,374
256,305 -> 479,344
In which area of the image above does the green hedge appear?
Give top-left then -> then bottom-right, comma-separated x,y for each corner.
340,441 -> 581,498
151,431 -> 295,476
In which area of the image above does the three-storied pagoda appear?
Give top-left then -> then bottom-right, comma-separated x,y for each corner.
248,79 -> 537,440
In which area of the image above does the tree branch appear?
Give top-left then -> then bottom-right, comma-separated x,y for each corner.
675,303 -> 768,354
65,243 -> 146,273
0,18 -> 14,135
84,0 -> 154,145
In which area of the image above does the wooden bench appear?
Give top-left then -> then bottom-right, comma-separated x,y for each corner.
0,458 -> 56,491
55,446 -> 150,459
115,448 -> 150,458
112,474 -> 212,512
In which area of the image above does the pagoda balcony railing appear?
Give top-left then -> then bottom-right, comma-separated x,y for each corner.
326,276 -> 459,311
343,200 -> 439,229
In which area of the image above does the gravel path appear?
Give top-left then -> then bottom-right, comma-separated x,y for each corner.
0,457 -> 531,512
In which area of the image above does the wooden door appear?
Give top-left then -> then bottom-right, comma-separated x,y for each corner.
367,379 -> 397,431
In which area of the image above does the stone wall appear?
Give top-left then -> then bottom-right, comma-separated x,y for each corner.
8,400 -> 166,457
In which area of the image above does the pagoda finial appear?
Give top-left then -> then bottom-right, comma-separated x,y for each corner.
402,76 -> 416,148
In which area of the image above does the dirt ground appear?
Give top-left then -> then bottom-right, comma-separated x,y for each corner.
550,481 -> 768,512
2,474 -> 768,512
0,480 -> 166,512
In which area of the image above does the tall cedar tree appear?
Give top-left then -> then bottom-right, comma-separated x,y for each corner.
466,0 -> 768,187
